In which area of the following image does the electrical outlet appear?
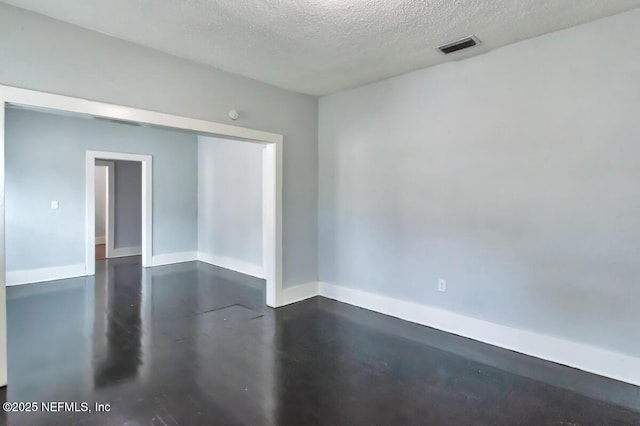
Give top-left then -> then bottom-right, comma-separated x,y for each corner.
51,201 -> 59,209
438,279 -> 447,292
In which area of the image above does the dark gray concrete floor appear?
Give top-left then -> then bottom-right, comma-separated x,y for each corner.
2,256 -> 639,425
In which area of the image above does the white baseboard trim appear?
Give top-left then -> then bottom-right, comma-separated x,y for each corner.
95,236 -> 106,244
6,264 -> 87,286
152,251 -> 198,267
197,252 -> 265,279
110,246 -> 142,258
281,281 -> 319,306
281,281 -> 640,387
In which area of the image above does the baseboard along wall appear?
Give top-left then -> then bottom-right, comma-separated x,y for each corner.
279,281 -> 640,388
6,264 -> 87,286
197,252 -> 265,279
151,251 -> 198,267
110,246 -> 142,258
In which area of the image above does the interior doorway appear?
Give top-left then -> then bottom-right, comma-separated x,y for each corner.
0,85 -> 283,387
85,151 -> 153,276
93,159 -> 143,263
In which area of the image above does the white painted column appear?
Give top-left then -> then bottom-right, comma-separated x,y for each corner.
0,101 -> 8,387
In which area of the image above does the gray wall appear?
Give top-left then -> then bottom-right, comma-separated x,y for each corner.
94,165 -> 107,239
198,136 -> 263,269
5,108 -> 198,271
113,160 -> 142,249
319,8 -> 640,357
0,2 -> 318,288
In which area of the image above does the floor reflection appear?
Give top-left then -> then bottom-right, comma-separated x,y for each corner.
5,256 -> 272,424
92,258 -> 142,388
3,257 -> 640,425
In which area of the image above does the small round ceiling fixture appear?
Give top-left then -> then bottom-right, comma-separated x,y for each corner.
228,109 -> 239,120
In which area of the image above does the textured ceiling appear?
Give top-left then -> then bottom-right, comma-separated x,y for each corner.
3,0 -> 640,95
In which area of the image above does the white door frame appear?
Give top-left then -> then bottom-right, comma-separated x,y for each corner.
0,84 -> 284,387
88,152 -> 152,274
94,160 -> 115,258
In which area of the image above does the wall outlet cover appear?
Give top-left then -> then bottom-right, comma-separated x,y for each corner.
438,279 -> 447,292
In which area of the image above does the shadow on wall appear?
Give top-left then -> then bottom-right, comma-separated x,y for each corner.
197,136 -> 264,275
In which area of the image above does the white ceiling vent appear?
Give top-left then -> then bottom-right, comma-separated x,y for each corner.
437,36 -> 481,55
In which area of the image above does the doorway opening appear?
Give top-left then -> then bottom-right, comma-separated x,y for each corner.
86,151 -> 152,275
0,85 -> 283,387
93,159 -> 143,264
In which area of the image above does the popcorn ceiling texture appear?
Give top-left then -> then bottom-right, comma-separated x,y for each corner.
3,0 -> 640,95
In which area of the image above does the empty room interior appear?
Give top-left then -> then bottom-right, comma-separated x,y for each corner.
1,1 -> 640,424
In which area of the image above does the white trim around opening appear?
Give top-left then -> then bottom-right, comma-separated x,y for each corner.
87,151 -> 152,275
0,84 -> 284,388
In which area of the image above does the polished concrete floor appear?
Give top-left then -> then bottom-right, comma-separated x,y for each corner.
2,257 -> 640,425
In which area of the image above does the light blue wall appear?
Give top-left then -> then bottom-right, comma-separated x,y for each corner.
198,136 -> 263,268
5,108 -> 198,271
318,9 -> 640,357
0,2 -> 318,288
113,160 -> 142,249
